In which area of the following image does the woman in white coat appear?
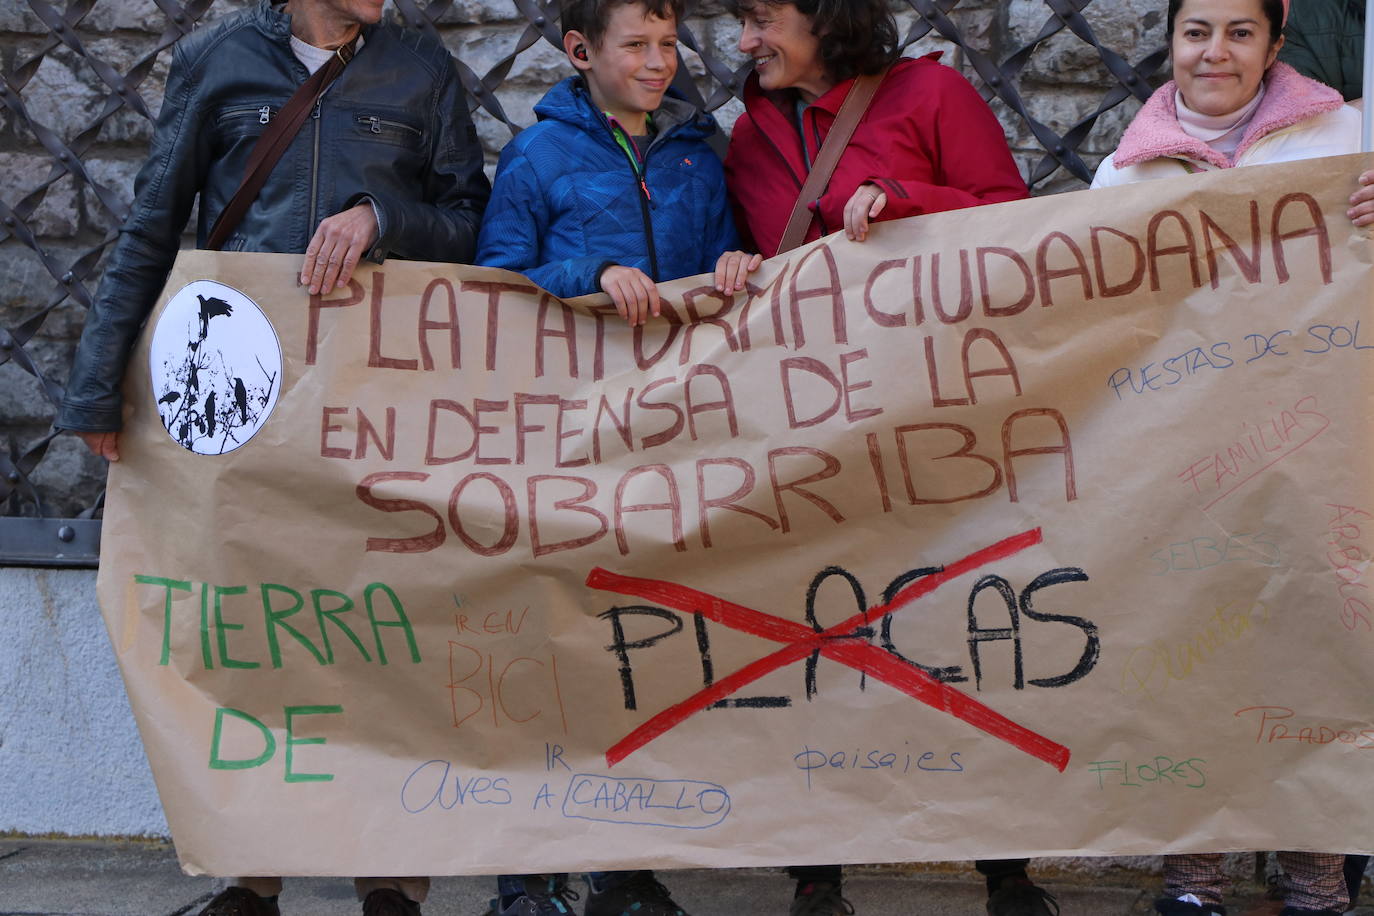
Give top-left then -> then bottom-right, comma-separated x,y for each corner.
1094,1 -> 1369,914
1092,0 -> 1361,187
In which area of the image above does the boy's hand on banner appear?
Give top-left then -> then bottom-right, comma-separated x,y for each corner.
300,203 -> 379,294
77,430 -> 120,462
844,183 -> 888,242
600,265 -> 661,326
1349,169 -> 1374,227
714,251 -> 762,294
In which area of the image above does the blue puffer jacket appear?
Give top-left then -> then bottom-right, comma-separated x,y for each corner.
476,76 -> 739,298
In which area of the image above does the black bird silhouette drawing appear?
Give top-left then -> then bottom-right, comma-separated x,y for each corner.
197,294 -> 233,340
204,391 -> 217,438
153,284 -> 278,455
233,377 -> 248,423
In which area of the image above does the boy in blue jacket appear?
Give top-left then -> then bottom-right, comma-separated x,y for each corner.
476,0 -> 753,326
481,7 -> 721,915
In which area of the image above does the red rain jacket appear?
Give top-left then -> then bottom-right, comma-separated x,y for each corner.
725,54 -> 1028,257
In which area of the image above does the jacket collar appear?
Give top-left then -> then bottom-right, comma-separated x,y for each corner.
1112,62 -> 1345,170
741,53 -> 930,122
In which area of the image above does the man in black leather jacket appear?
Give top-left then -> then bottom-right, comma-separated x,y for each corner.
57,0 -> 489,471
56,2 -> 486,915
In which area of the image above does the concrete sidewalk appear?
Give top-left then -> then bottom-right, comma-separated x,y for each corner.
2,839 -> 1368,916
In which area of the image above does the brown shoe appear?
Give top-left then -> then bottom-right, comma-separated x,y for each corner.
199,886 -> 281,916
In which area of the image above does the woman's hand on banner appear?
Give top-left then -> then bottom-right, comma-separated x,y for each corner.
844,183 -> 888,242
600,265 -> 661,326
714,250 -> 762,294
300,203 -> 379,295
1348,170 -> 1374,227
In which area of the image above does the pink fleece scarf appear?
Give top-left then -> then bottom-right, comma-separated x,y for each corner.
1111,62 -> 1345,170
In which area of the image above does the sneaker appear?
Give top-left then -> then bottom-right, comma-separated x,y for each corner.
790,880 -> 855,916
1155,895 -> 1226,915
363,887 -> 422,915
987,878 -> 1060,916
583,870 -> 689,916
199,886 -> 281,916
484,876 -> 581,916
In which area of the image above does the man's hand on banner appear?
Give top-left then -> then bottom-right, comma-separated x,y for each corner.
714,250 -> 762,294
844,182 -> 888,242
599,264 -> 661,326
1349,169 -> 1374,227
300,203 -> 379,295
77,430 -> 120,462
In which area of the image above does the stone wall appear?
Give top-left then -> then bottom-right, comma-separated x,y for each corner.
0,0 -> 1167,521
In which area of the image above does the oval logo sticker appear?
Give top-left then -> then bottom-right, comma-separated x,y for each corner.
148,279 -> 282,455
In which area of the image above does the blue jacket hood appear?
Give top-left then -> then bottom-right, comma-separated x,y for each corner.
534,75 -> 717,145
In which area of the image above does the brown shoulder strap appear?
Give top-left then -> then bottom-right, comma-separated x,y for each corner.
776,67 -> 888,256
205,39 -> 357,252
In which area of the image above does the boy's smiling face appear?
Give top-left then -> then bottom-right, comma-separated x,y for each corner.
568,4 -> 679,132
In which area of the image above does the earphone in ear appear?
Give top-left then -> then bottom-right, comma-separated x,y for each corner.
574,45 -> 589,60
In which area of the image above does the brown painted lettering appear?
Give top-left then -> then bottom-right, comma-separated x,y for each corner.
357,471 -> 445,553
894,423 -> 1001,505
963,328 -> 1022,403
1200,201 -> 1262,288
448,472 -> 518,557
767,446 -> 845,532
696,457 -> 779,548
462,279 -> 537,372
1090,225 -> 1145,298
367,272 -> 417,370
1146,210 -> 1201,291
683,364 -> 739,439
307,279 -> 365,365
426,399 -> 477,466
321,406 -> 351,458
613,464 -> 685,555
863,258 -> 910,327
528,475 -> 608,557
930,250 -> 973,324
1271,192 -> 1332,284
417,278 -> 460,370
1002,407 -> 1076,502
977,247 -> 1035,318
1035,231 -> 1094,307
535,294 -> 579,379
787,243 -> 847,347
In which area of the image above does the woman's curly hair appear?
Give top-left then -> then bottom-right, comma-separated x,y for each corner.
727,0 -> 900,84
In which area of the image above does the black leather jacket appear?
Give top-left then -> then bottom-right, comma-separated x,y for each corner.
57,1 -> 490,431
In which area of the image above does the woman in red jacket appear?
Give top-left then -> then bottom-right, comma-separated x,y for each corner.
714,6 -> 1057,916
714,0 -> 1029,293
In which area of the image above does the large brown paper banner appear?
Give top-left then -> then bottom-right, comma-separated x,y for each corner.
100,154 -> 1374,877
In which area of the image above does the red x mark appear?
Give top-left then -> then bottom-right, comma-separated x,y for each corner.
586,528 -> 1069,772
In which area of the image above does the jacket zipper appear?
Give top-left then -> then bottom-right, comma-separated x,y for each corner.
359,116 -> 421,138
605,115 -> 660,281
806,108 -> 830,237
634,146 -> 659,282
309,99 -> 322,236
217,105 -> 275,125
753,104 -> 807,256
